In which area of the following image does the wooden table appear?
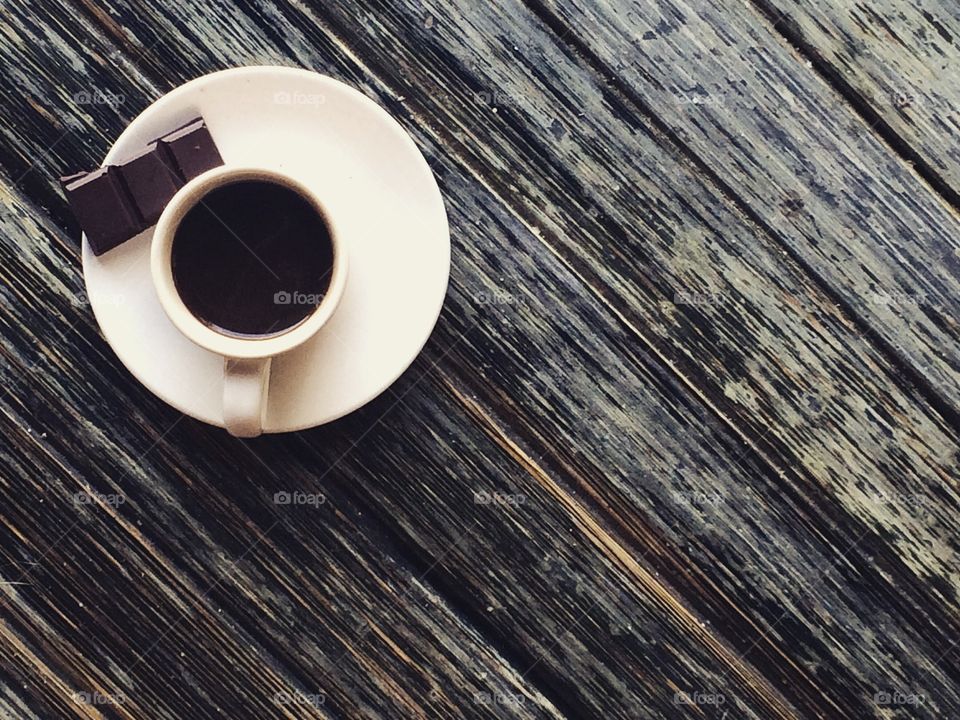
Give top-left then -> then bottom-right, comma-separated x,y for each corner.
1,1 -> 958,718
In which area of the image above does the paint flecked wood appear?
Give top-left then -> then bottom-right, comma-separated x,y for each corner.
535,0 -> 960,415
0,0 -> 958,719
753,0 -> 960,197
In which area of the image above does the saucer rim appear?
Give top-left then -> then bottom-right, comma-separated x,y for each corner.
82,66 -> 450,432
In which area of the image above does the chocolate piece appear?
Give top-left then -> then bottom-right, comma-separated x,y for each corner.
60,166 -> 143,256
59,115 -> 223,256
118,142 -> 183,225
159,118 -> 223,180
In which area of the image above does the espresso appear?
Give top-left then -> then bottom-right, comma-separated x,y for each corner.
171,179 -> 334,337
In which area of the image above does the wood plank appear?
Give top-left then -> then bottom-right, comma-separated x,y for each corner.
0,211 -> 567,720
2,0 -> 959,718
0,53 -> 562,719
0,175 -> 798,719
0,182 -> 566,720
527,0 -> 960,417
0,5 -> 801,719
751,0 -> 960,204
275,0 -> 960,645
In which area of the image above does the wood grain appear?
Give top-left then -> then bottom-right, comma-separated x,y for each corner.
2,173 -> 800,719
1,193 -> 583,720
261,7 -> 960,711
751,0 -> 960,204
0,0 -> 958,719
0,4 -> 799,717
1,188 -> 566,720
531,0 -> 960,416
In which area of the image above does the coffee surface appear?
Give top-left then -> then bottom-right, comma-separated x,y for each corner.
171,179 -> 334,337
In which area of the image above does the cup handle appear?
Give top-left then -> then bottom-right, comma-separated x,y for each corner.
223,357 -> 271,437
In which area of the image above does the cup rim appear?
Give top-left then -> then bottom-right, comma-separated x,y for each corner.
151,165 -> 348,360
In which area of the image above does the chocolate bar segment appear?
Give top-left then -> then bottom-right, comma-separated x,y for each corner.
118,142 -> 183,225
59,116 -> 223,256
159,118 -> 223,180
60,166 -> 144,256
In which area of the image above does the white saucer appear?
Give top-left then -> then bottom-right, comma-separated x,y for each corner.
83,67 -> 450,432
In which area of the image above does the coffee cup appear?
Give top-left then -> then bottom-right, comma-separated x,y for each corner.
151,165 -> 348,437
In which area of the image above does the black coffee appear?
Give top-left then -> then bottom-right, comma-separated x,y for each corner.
171,179 -> 334,337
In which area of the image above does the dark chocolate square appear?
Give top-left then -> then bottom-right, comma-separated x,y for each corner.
60,167 -> 143,256
59,115 -> 224,256
160,118 -> 223,180
118,142 -> 183,225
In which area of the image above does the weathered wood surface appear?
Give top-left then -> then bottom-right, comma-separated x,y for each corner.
753,0 -> 960,200
535,0 -> 960,415
0,0 -> 958,719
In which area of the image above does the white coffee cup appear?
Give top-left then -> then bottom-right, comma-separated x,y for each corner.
151,165 -> 348,437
